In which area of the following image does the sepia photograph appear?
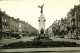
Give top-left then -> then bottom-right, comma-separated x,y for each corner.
0,0 -> 80,53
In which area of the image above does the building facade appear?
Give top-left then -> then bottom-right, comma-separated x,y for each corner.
0,10 -> 38,39
45,5 -> 80,39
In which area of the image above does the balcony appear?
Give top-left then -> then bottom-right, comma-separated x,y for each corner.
67,26 -> 70,31
71,18 -> 75,22
71,25 -> 76,30
2,29 -> 11,33
3,22 -> 8,26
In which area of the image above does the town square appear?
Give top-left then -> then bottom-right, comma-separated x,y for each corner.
0,0 -> 80,53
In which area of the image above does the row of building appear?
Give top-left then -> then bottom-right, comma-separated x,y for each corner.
46,5 -> 80,39
0,9 -> 38,39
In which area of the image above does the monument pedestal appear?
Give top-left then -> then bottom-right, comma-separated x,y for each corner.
34,34 -> 52,41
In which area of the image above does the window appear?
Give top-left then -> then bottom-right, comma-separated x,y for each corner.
12,21 -> 14,24
5,26 -> 6,29
4,26 -> 6,29
7,26 -> 8,29
3,25 -> 4,29
4,19 -> 7,22
9,26 -> 10,29
71,21 -> 73,25
2,18 -> 4,22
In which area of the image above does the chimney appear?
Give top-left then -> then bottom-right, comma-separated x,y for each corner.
17,18 -> 19,20
12,17 -> 14,19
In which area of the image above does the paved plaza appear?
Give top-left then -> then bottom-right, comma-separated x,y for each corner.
0,36 -> 36,47
50,37 -> 80,44
1,36 -> 80,47
1,36 -> 80,52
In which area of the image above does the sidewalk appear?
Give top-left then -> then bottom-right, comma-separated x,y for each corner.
50,37 -> 80,44
1,47 -> 80,52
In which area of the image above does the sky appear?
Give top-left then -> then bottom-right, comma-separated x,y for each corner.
0,0 -> 79,30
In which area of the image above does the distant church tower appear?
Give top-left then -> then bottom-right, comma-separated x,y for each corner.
38,4 -> 46,34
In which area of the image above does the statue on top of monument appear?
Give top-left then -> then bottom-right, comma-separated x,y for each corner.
38,4 -> 44,13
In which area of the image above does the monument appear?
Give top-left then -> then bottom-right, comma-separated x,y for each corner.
34,4 -> 50,40
38,4 -> 46,35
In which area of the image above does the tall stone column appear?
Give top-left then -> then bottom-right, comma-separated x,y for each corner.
38,4 -> 46,34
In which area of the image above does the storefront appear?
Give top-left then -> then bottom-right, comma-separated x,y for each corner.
1,30 -> 10,39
